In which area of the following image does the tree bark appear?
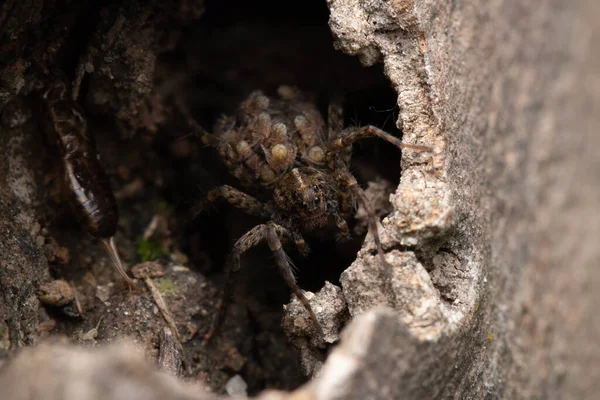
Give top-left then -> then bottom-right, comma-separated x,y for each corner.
279,0 -> 600,398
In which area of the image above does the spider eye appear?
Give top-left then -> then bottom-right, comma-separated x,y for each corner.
312,185 -> 317,190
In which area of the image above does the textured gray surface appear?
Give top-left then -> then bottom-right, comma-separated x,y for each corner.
279,0 -> 600,398
282,282 -> 349,376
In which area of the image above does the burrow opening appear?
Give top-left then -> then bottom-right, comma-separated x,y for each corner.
35,0 -> 407,394
156,0 -> 406,392
165,0 -> 404,289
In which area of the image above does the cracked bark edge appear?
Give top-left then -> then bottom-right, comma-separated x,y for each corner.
275,1 -> 487,398
329,0 -> 471,341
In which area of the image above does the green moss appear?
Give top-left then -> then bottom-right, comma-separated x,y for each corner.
155,278 -> 177,295
136,237 -> 168,261
153,200 -> 174,217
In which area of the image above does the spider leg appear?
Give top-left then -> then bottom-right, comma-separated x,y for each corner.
203,223 -> 322,342
175,96 -> 240,169
72,53 -> 91,101
326,125 -> 431,169
331,164 -> 391,269
324,125 -> 430,266
326,97 -> 353,168
348,182 -> 390,267
290,230 -> 310,257
339,189 -> 358,214
333,213 -> 351,241
203,224 -> 267,342
192,185 -> 269,219
195,128 -> 244,179
265,224 -> 323,338
327,96 -> 345,142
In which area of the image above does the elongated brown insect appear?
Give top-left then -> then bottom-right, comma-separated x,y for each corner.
42,79 -> 137,289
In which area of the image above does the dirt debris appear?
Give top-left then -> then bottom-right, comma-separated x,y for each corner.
42,238 -> 70,265
36,280 -> 75,307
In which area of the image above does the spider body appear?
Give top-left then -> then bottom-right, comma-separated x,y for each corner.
273,167 -> 340,230
194,86 -> 430,341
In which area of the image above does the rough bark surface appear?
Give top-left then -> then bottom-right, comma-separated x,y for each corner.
0,98 -> 52,351
284,0 -> 599,399
1,0 -> 598,399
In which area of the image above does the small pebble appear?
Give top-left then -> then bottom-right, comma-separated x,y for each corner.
95,284 -> 113,304
225,374 -> 248,397
30,222 -> 41,237
39,319 -> 57,335
222,345 -> 247,372
35,235 -> 45,247
131,261 -> 165,279
37,280 -> 74,306
82,327 -> 99,341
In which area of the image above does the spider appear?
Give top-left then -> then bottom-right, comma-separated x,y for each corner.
190,86 -> 430,341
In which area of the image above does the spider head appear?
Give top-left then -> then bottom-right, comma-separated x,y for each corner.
273,167 -> 338,229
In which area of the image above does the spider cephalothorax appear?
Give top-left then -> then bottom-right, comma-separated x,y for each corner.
273,167 -> 339,230
191,86 -> 430,341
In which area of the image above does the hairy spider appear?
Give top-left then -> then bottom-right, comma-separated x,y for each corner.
190,86 -> 430,341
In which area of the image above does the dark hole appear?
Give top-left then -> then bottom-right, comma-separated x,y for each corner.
156,0 -> 403,393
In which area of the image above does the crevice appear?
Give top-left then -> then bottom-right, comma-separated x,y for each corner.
164,0 -> 413,391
